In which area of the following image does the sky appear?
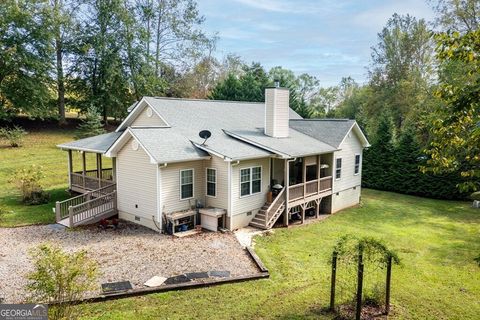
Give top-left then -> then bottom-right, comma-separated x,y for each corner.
197,0 -> 435,87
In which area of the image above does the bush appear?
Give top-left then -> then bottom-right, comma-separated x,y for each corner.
9,165 -> 49,204
0,125 -> 27,147
26,244 -> 98,320
471,192 -> 480,201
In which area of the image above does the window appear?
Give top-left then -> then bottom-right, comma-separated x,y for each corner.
180,169 -> 194,199
335,158 -> 342,179
354,154 -> 361,175
206,168 -> 216,197
240,166 -> 262,197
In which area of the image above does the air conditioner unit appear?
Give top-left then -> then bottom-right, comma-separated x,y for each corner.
473,200 -> 480,209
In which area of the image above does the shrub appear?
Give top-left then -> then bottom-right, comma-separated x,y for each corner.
0,126 -> 27,147
26,244 -> 98,320
471,192 -> 480,201
75,105 -> 106,139
9,165 -> 49,204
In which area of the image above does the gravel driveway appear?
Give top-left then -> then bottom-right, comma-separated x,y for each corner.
0,222 -> 259,303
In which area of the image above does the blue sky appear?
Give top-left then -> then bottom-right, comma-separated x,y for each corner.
197,0 -> 435,87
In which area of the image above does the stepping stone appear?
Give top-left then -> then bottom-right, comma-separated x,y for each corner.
164,274 -> 191,285
209,270 -> 230,278
185,272 -> 209,280
144,276 -> 167,287
101,281 -> 132,294
48,223 -> 67,231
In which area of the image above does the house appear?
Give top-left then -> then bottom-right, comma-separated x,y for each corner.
55,85 -> 370,232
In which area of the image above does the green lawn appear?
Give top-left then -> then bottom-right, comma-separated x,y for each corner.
0,129 -> 107,226
1,129 -> 479,319
77,189 -> 480,319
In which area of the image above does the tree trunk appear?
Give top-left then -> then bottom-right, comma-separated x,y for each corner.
56,36 -> 66,126
155,0 -> 164,78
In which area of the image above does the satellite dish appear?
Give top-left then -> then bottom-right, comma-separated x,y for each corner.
199,130 -> 211,145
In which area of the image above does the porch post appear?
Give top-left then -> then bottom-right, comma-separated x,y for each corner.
82,151 -> 87,190
317,154 -> 321,193
82,151 -> 86,175
301,205 -> 305,224
96,153 -> 102,188
112,157 -> 116,182
302,157 -> 306,200
96,153 -> 102,178
67,150 -> 73,188
283,158 -> 289,226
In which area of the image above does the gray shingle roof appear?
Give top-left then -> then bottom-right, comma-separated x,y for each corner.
224,128 -> 337,158
289,119 -> 356,148
129,128 -> 211,163
57,132 -> 122,153
132,97 -> 300,160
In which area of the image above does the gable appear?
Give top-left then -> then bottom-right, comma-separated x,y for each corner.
131,105 -> 168,127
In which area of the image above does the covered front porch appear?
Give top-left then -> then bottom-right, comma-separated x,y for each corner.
56,132 -> 121,227
251,154 -> 333,229
66,149 -> 116,194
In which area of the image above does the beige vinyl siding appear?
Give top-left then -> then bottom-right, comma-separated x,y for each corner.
116,137 -> 158,230
333,131 -> 363,193
131,106 -> 168,127
331,130 -> 363,213
331,186 -> 361,213
160,160 -> 205,214
231,157 -> 270,229
204,155 -> 228,210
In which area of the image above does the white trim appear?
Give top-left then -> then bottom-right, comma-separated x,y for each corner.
156,164 -> 162,232
116,98 -> 171,132
338,122 -> 370,148
335,157 -> 342,180
354,153 -> 361,175
227,161 -> 232,227
238,165 -> 262,198
206,167 -> 217,198
223,129 -> 290,158
58,146 -> 107,154
179,168 -> 195,200
106,128 -> 157,164
190,141 -> 231,160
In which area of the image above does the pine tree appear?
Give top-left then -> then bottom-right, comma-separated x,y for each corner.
394,128 -> 421,194
363,114 -> 395,190
75,106 -> 106,139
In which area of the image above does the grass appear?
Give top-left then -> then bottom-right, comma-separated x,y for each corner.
0,128 -> 109,227
76,189 -> 480,319
1,127 -> 479,318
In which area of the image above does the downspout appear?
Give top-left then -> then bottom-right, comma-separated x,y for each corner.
227,160 -> 240,230
155,163 -> 168,233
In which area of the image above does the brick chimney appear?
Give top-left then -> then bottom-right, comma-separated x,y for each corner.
264,81 -> 289,138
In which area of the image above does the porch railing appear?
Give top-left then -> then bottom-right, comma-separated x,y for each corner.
265,188 -> 286,229
70,172 -> 115,192
55,184 -> 116,222
288,176 -> 332,202
74,168 -> 113,180
68,191 -> 117,226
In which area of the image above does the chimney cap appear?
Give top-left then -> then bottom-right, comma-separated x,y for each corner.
274,79 -> 280,88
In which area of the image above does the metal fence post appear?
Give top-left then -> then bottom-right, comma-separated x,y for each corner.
356,245 -> 364,320
385,255 -> 392,315
330,251 -> 337,311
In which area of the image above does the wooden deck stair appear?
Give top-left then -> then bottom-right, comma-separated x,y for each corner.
55,184 -> 117,228
249,188 -> 286,230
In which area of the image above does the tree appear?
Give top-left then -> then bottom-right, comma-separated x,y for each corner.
431,0 -> 479,33
362,115 -> 395,191
367,14 -> 433,132
0,0 -> 53,120
424,30 -> 480,192
75,105 -> 106,139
